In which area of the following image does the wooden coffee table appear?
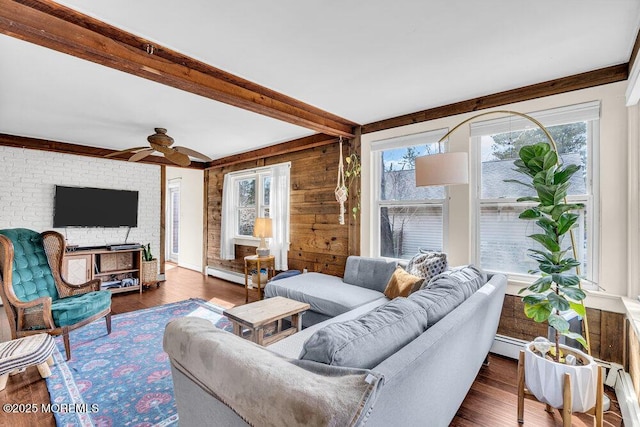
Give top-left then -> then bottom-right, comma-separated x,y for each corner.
224,296 -> 310,346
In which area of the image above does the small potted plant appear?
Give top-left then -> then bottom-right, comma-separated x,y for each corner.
141,243 -> 158,287
510,142 -> 598,413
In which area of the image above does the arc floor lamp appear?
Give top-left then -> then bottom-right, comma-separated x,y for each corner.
414,110 -> 591,354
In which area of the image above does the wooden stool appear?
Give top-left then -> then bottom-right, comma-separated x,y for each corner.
517,350 -> 603,427
0,333 -> 56,391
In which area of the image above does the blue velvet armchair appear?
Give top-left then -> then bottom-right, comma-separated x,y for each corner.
0,229 -> 112,360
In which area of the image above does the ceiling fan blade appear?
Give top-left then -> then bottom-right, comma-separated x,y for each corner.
164,150 -> 191,167
105,146 -> 149,158
174,146 -> 212,162
150,142 -> 191,166
128,148 -> 155,162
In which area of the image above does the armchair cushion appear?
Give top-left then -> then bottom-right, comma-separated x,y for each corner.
51,291 -> 112,327
0,228 -> 59,301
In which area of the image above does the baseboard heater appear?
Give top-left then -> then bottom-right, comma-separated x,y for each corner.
206,267 -> 244,285
492,334 -> 640,426
615,370 -> 640,427
491,334 -> 528,359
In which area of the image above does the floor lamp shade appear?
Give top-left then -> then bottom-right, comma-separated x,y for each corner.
253,217 -> 273,256
415,152 -> 469,187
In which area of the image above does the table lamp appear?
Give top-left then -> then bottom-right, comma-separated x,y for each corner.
253,217 -> 272,257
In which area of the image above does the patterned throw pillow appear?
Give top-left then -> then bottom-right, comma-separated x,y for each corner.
405,251 -> 448,292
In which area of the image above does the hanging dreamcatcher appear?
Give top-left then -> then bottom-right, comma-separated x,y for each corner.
335,137 -> 348,225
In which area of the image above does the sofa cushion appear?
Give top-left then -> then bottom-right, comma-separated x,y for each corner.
51,291 -> 111,327
264,272 -> 386,318
408,285 -> 465,328
405,252 -> 448,292
423,265 -> 487,298
383,266 -> 422,299
268,299 -> 389,359
299,298 -> 428,369
342,256 -> 398,293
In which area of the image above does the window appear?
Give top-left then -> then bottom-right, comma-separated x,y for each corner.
236,173 -> 271,236
472,102 -> 599,284
371,129 -> 448,260
220,162 -> 290,270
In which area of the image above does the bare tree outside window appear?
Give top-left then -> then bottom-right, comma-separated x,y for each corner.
238,178 -> 256,235
378,142 -> 444,259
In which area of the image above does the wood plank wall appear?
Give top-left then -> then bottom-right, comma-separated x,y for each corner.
206,141 -> 360,277
499,295 -> 625,365
628,320 -> 640,405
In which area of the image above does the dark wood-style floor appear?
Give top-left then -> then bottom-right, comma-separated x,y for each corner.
0,265 -> 623,426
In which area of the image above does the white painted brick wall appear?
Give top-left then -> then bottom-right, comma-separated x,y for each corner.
0,146 -> 160,255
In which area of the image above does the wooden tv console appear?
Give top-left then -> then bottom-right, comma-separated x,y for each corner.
62,247 -> 144,294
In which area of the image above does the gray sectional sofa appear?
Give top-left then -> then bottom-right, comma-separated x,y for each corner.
264,256 -> 399,327
164,258 -> 507,427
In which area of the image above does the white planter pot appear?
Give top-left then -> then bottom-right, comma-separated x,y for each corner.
524,342 -> 598,412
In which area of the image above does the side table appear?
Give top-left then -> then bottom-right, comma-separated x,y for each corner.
244,255 -> 275,303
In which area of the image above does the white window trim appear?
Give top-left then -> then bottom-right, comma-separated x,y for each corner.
370,128 -> 450,260
224,162 -> 289,245
470,102 -> 600,289
232,171 -> 271,242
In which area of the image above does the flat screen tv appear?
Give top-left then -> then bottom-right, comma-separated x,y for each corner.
53,186 -> 139,228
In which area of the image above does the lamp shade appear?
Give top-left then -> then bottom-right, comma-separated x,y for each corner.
253,217 -> 273,238
415,152 -> 469,187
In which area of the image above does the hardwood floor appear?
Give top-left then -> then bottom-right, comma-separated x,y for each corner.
0,265 -> 624,426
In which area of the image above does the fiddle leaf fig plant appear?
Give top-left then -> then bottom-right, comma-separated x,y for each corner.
509,142 -> 588,360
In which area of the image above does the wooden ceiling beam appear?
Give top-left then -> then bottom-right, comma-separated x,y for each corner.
0,133 -> 207,169
362,64 -> 629,134
0,0 -> 357,138
206,133 -> 339,169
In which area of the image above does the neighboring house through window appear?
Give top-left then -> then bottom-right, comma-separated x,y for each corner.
370,129 -> 448,260
220,162 -> 291,270
471,101 -> 600,286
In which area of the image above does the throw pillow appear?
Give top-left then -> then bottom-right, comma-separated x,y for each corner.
422,264 -> 487,298
299,298 -> 428,369
383,266 -> 423,299
269,270 -> 302,281
405,251 -> 448,292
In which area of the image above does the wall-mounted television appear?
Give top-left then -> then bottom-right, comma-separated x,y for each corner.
53,185 -> 139,228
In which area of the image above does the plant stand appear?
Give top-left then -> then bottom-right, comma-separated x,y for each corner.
517,349 -> 603,426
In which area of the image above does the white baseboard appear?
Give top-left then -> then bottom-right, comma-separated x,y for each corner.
206,267 -> 244,285
177,261 -> 203,273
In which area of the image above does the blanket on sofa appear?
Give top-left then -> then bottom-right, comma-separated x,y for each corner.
164,317 -> 384,427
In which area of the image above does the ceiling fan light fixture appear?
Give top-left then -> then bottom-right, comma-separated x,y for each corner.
147,128 -> 174,147
105,128 -> 211,167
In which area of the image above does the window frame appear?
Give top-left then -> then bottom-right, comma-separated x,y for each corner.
370,128 -> 450,260
231,169 -> 272,242
470,102 -> 600,287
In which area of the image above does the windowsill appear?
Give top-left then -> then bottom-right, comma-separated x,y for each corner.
505,278 -> 626,313
233,237 -> 259,247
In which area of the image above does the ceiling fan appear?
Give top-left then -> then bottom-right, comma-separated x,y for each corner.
106,128 -> 212,167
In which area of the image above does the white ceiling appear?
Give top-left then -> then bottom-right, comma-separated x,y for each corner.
1,0 -> 639,161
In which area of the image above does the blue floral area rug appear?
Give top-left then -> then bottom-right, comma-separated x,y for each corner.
45,298 -> 233,427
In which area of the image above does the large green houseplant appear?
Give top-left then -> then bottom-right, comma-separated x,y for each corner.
510,141 -> 587,357
512,142 -> 602,416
